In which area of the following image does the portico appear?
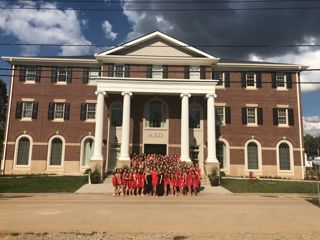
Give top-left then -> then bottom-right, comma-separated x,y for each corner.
90,77 -> 219,172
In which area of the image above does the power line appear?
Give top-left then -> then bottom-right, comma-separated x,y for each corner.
2,6 -> 320,11
0,43 -> 319,47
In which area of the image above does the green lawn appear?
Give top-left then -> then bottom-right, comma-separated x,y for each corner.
0,175 -> 88,193
221,178 -> 319,193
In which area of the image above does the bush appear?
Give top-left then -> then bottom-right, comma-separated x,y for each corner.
208,167 -> 220,186
90,165 -> 102,184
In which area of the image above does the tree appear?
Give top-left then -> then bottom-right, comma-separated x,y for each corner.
304,135 -> 320,157
0,79 -> 7,158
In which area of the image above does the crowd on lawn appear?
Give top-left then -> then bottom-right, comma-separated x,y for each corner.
112,153 -> 202,196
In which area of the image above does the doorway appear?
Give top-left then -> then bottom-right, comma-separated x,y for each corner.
144,144 -> 167,155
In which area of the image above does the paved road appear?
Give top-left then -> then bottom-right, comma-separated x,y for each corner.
0,193 -> 319,234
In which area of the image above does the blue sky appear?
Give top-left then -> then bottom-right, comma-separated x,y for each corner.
0,0 -> 320,134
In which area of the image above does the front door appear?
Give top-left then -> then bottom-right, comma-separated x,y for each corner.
144,144 -> 167,155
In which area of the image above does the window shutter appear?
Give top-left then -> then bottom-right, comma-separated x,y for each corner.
124,64 -> 130,78
67,67 -> 72,83
257,108 -> 263,125
48,102 -> 55,120
256,72 -> 262,88
35,66 -> 41,83
15,102 -> 23,119
82,68 -> 89,84
184,65 -> 190,79
271,72 -> 277,88
286,72 -> 292,89
80,103 -> 87,121
241,72 -> 246,88
200,66 -> 206,79
108,64 -> 114,77
288,108 -> 294,126
51,67 -> 58,83
242,107 -> 247,124
273,108 -> 278,125
32,102 -> 38,120
19,66 -> 26,82
163,65 -> 168,79
147,65 -> 152,78
225,107 -> 231,124
225,72 -> 230,87
64,103 -> 70,120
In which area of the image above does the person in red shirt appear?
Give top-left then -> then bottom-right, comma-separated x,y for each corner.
177,173 -> 184,196
121,168 -> 128,197
192,170 -> 200,196
112,168 -> 121,197
139,169 -> 145,196
151,168 -> 158,196
164,173 -> 170,196
186,170 -> 193,196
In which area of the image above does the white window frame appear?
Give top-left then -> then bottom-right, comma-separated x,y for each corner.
276,73 -> 287,90
114,65 -> 124,78
86,103 -> 96,121
57,67 -> 68,83
22,102 -> 33,120
143,98 -> 168,129
25,66 -> 36,82
152,65 -> 163,79
247,107 -> 257,126
88,67 -> 100,84
215,72 -> 225,88
276,140 -> 294,174
13,134 -> 33,169
278,108 -> 288,127
54,103 -> 65,120
244,139 -> 262,173
80,136 -> 95,170
215,106 -> 225,125
217,138 -> 230,173
47,135 -> 65,169
190,66 -> 200,80
246,72 -> 256,89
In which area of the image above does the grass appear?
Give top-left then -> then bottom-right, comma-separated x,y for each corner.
220,178 -> 319,193
0,175 -> 88,193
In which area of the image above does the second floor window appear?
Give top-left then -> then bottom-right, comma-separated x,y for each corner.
242,107 -> 263,126
48,102 -> 70,121
152,65 -> 163,79
15,101 -> 38,120
190,66 -> 200,79
215,72 -> 224,86
276,73 -> 286,88
22,102 -> 33,119
215,106 -> 225,125
25,67 -> 37,81
114,65 -> 124,78
246,73 -> 256,88
54,103 -> 65,119
86,103 -> 96,120
247,108 -> 257,124
57,67 -> 68,83
273,108 -> 294,126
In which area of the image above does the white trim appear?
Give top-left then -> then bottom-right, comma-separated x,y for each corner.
245,72 -> 257,89
97,31 -> 219,60
216,62 -> 309,70
276,140 -> 294,175
246,107 -> 258,126
47,135 -> 65,169
275,72 -> 287,90
296,72 -> 305,179
244,139 -> 262,173
80,136 -> 95,171
217,138 -> 230,174
1,65 -> 15,174
13,134 -> 33,169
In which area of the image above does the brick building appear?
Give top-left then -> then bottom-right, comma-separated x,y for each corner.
1,31 -> 307,179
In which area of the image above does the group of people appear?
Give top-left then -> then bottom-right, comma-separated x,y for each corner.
112,154 -> 202,197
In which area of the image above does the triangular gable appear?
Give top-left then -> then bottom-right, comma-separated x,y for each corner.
97,31 -> 218,59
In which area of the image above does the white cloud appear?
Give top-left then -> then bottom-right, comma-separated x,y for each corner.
303,116 -> 320,136
0,2 -> 92,55
101,20 -> 117,41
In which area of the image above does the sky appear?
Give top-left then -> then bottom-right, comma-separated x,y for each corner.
0,0 -> 319,135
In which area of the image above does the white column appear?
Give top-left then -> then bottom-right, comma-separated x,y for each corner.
119,91 -> 132,161
206,93 -> 218,163
180,93 -> 191,162
91,90 -> 106,161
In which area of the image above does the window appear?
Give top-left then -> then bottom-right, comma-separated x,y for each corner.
215,72 -> 224,86
16,137 -> 31,166
276,73 -> 286,88
82,138 -> 94,167
247,142 -> 259,170
114,65 -> 124,78
216,141 -> 226,169
111,102 -> 123,127
215,106 -> 225,125
49,137 -> 63,166
279,143 -> 291,170
22,102 -> 33,119
273,108 -> 294,126
246,73 -> 256,88
57,67 -> 68,83
145,100 -> 167,128
88,68 -> 100,84
25,67 -> 36,81
152,65 -> 163,79
247,108 -> 257,125
189,105 -> 200,128
54,103 -> 65,120
190,66 -> 200,79
278,108 -> 288,125
86,103 -> 96,120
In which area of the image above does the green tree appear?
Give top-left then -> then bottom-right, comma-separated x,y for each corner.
0,79 -> 7,158
304,135 -> 320,157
